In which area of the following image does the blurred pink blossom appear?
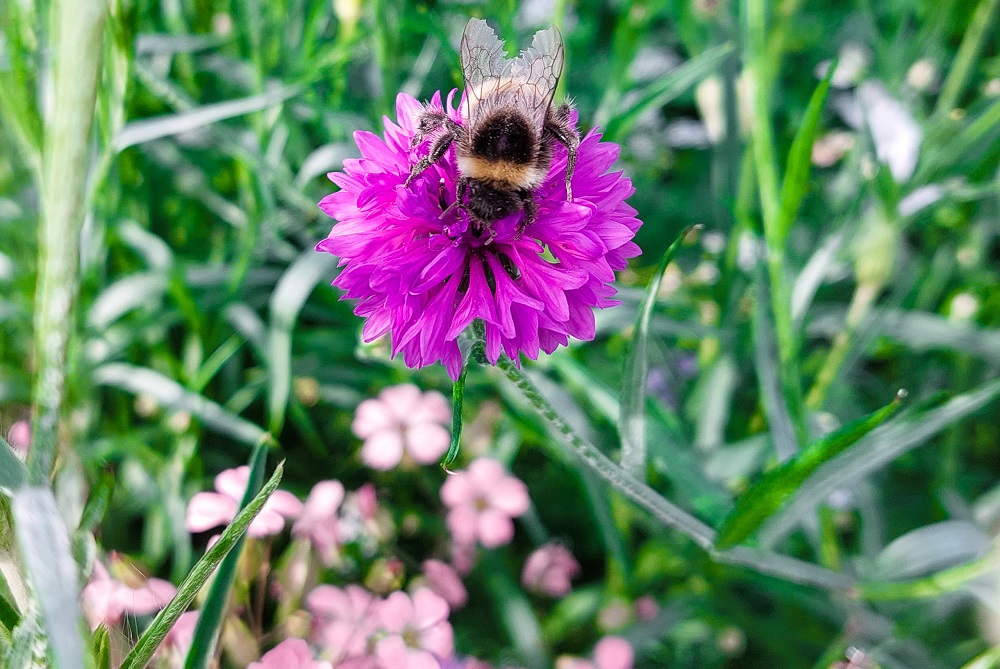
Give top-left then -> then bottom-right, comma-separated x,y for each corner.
422,559 -> 468,609
248,638 -> 331,669
5,420 -> 30,455
450,542 -> 478,575
293,480 -> 346,565
154,610 -> 199,664
441,458 -> 530,548
81,558 -> 176,630
353,384 -> 451,469
633,596 -> 659,622
186,465 -> 303,538
521,542 -> 580,597
374,588 -> 454,669
308,585 -> 380,662
556,636 -> 634,669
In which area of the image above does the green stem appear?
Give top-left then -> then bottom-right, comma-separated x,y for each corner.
28,0 -> 107,484
859,552 -> 999,600
935,0 -> 1000,116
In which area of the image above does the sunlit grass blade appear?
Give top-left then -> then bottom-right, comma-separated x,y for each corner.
118,455 -> 283,669
860,551 -> 998,601
776,61 -> 835,243
0,438 -> 26,493
759,379 -> 1000,547
620,225 -> 698,478
715,391 -> 906,549
94,363 -> 271,448
602,43 -> 734,142
11,487 -> 86,669
181,442 -> 270,669
266,251 -> 339,434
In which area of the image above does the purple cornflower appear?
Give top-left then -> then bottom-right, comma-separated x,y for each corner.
316,91 -> 641,379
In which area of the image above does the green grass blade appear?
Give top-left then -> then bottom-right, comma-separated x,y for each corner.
934,0 -> 1000,116
119,455 -> 282,669
620,225 -> 698,478
0,438 -> 26,492
91,625 -> 111,669
603,43 -> 734,141
776,61 -> 835,243
715,391 -> 906,549
266,251 -> 339,435
182,442 -> 270,669
11,487 -> 86,669
93,363 -> 271,448
759,379 -> 1000,547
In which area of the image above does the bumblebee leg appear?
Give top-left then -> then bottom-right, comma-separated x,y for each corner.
405,129 -> 456,187
409,109 -> 449,149
514,190 -> 537,241
545,103 -> 580,202
440,177 -> 468,218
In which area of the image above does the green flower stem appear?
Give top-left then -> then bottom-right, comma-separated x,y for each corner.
935,0 -> 1000,116
496,355 -> 718,551
27,0 -> 107,484
859,551 -> 999,601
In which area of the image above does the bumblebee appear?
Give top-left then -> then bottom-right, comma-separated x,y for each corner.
405,18 -> 580,241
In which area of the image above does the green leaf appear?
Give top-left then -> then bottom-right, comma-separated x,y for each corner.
0,438 -> 27,493
91,625 -> 112,669
775,60 -> 835,244
11,487 -> 87,669
266,251 -> 339,435
118,456 -> 283,669
603,43 -> 735,141
759,379 -> 1000,547
619,225 -> 698,478
715,391 -> 906,549
182,442 -> 270,669
93,363 -> 271,448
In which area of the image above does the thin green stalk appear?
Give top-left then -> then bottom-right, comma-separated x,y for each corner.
859,552 -> 999,600
935,0 -> 1000,116
27,0 -> 107,484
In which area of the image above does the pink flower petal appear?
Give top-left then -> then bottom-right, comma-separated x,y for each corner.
214,466 -> 250,500
593,636 -> 634,669
411,587 -> 449,628
267,490 -> 305,519
186,492 -> 237,533
467,458 -> 505,490
440,474 -> 474,508
379,384 -> 423,421
123,577 -> 176,615
487,477 -> 530,516
446,506 -> 480,546
378,591 -> 416,633
405,422 -> 450,464
476,508 -> 515,548
353,398 -> 397,438
361,429 -> 405,470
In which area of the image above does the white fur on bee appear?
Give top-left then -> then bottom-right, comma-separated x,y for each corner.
456,155 -> 547,188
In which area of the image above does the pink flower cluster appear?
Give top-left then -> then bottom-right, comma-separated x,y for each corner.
306,584 -> 455,669
441,458 -> 530,551
353,383 -> 451,470
186,465 -> 303,539
521,542 -> 581,597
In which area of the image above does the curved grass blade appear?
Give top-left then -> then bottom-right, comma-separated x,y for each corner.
11,487 -> 86,669
118,455 -> 282,669
442,363 -> 469,472
94,363 -> 271,448
619,225 -> 699,478
182,442 -> 270,669
715,391 -> 906,549
603,43 -> 734,142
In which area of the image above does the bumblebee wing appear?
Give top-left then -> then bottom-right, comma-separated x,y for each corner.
510,26 -> 565,129
460,19 -> 513,125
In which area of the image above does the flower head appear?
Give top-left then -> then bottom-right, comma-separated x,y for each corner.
293,480 -> 346,565
307,585 -> 380,662
186,465 -> 303,538
248,638 -> 331,669
374,588 -> 454,669
82,557 -> 176,630
352,384 -> 451,469
521,542 -> 580,597
556,636 -> 634,669
421,559 -> 468,609
316,92 -> 641,379
440,458 -> 530,548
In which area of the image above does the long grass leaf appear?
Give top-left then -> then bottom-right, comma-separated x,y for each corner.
118,457 -> 283,669
182,443 -> 270,669
715,392 -> 906,549
11,487 -> 86,669
0,438 -> 26,493
619,225 -> 697,477
94,363 -> 270,448
759,379 -> 1000,547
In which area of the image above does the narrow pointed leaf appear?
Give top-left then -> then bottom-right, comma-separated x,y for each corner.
118,456 -> 283,669
620,225 -> 698,477
715,391 -> 906,549
0,438 -> 27,492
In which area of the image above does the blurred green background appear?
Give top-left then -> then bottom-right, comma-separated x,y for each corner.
2,0 -> 1000,667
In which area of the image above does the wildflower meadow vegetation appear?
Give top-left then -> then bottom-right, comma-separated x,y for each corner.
1,0 -> 1000,667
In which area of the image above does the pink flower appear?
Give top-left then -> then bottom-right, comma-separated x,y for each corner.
440,458 -> 530,548
5,420 -> 30,455
315,91 -> 641,380
81,558 -> 176,630
307,585 -> 380,662
450,542 -> 478,575
293,480 -> 346,565
633,596 -> 659,622
353,384 -> 451,470
248,638 -> 332,669
422,559 -> 468,609
374,588 -> 454,669
555,637 -> 634,669
521,542 -> 580,597
186,465 -> 303,538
